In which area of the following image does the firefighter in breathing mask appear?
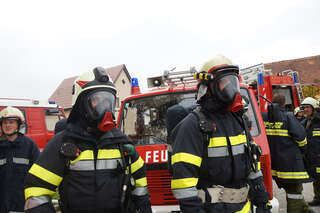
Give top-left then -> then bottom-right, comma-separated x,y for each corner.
170,55 -> 271,213
24,67 -> 152,213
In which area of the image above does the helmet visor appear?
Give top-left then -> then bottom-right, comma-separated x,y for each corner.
87,91 -> 115,120
215,74 -> 240,102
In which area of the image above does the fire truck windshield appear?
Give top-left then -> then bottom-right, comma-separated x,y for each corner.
119,88 -> 260,146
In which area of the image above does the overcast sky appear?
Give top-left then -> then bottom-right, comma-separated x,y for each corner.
1,0 -> 319,100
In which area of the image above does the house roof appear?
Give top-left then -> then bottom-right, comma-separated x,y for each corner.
264,55 -> 320,85
49,64 -> 130,109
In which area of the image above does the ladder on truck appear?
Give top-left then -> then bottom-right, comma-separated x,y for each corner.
147,67 -> 198,88
240,63 -> 272,85
279,70 -> 304,103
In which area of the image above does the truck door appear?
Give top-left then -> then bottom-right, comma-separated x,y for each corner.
25,107 -> 47,149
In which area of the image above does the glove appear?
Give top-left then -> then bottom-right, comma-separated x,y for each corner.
25,203 -> 55,213
123,144 -> 137,156
256,202 -> 272,213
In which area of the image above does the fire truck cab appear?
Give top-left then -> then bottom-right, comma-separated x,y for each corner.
0,98 -> 66,150
240,63 -> 303,113
117,68 -> 279,212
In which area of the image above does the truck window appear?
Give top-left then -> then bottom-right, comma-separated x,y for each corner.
272,85 -> 294,112
44,109 -> 65,131
120,92 -> 196,145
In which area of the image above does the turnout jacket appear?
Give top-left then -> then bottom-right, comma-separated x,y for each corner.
262,108 -> 309,184
0,134 -> 39,213
171,105 -> 264,213
24,123 -> 151,213
301,111 -> 320,178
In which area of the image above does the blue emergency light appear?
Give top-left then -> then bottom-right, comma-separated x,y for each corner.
49,101 -> 56,104
131,78 -> 139,87
257,73 -> 264,85
292,73 -> 298,83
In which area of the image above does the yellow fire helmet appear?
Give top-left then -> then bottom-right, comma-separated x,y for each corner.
0,106 -> 25,124
301,97 -> 319,109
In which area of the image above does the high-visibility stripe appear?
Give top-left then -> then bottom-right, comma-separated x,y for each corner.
171,153 -> 202,167
172,186 -> 198,199
171,178 -> 198,189
247,170 -> 263,180
96,159 -> 122,170
253,162 -> 261,171
0,158 -> 6,166
135,177 -> 147,187
236,200 -> 250,213
25,187 -> 56,200
272,170 -> 309,179
130,157 -> 144,174
316,167 -> 320,173
132,186 -> 148,196
313,131 -> 320,136
266,129 -> 289,136
70,160 -> 94,171
296,138 -> 307,147
13,157 -> 29,165
98,149 -> 121,159
28,164 -> 62,186
208,134 -> 247,147
70,150 -> 94,164
287,193 -> 304,199
208,143 -> 245,157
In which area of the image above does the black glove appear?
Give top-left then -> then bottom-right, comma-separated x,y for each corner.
256,202 -> 272,213
25,203 -> 55,213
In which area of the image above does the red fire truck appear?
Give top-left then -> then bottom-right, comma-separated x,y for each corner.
117,68 -> 279,212
240,63 -> 304,113
0,98 -> 66,150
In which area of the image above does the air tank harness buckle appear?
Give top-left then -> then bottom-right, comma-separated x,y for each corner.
198,185 -> 249,203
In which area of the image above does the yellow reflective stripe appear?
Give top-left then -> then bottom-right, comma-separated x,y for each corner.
313,131 -> 320,136
29,164 -> 62,186
171,153 -> 202,167
316,168 -> 320,173
70,150 -> 94,163
296,138 -> 307,147
171,178 -> 198,189
266,129 -> 289,136
252,162 -> 261,171
135,177 -> 147,187
236,200 -> 250,213
25,187 -> 56,200
208,134 -> 246,147
98,149 -> 121,159
130,156 -> 144,174
272,170 -> 309,179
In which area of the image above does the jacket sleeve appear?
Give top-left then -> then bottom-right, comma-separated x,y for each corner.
171,114 -> 204,213
29,138 -> 40,165
287,112 -> 307,148
24,134 -> 65,211
125,144 -> 152,213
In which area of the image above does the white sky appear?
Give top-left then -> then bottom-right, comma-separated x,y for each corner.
0,0 -> 319,100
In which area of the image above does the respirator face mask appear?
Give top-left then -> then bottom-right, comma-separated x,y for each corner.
213,74 -> 243,112
86,90 -> 116,131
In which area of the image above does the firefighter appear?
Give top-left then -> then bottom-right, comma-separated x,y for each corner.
24,67 -> 152,213
301,97 -> 320,206
170,55 -> 271,213
262,95 -> 314,213
0,106 -> 40,213
294,107 -> 305,122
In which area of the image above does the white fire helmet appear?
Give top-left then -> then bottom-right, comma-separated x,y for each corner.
72,67 -> 117,107
301,97 -> 319,109
294,107 -> 303,116
0,106 -> 25,133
